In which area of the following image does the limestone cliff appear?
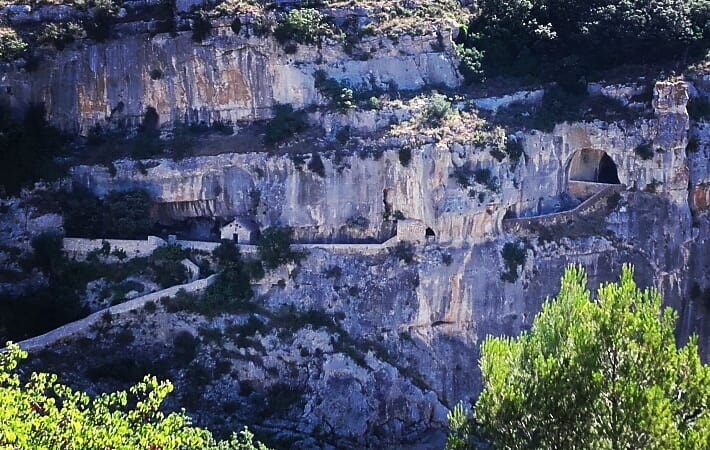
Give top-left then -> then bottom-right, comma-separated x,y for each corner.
1,0 -> 709,446
0,23 -> 459,134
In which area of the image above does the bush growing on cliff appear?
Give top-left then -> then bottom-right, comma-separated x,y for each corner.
424,94 -> 453,126
38,22 -> 83,50
256,226 -> 303,270
307,152 -> 326,177
0,28 -> 27,61
313,70 -> 356,112
0,103 -> 67,197
447,265 -> 710,450
30,231 -> 64,275
63,187 -> 153,239
688,95 -> 710,121
83,5 -> 115,42
264,104 -> 308,145
0,342 -> 269,449
274,8 -> 330,45
500,241 -> 526,282
634,142 -> 655,160
398,146 -> 412,167
191,10 -> 212,42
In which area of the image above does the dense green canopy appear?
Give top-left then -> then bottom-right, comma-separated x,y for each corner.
0,342 -> 268,449
448,265 -> 710,449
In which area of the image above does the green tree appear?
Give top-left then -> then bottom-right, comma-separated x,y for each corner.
30,231 -> 64,275
0,342 -> 268,449
448,264 -> 710,450
0,103 -> 66,197
456,0 -> 710,80
256,226 -> 303,270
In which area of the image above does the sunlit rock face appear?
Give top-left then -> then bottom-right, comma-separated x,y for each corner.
2,10 -> 707,444
0,26 -> 460,134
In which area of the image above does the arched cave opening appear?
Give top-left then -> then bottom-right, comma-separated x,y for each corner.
598,153 -> 620,184
568,149 -> 620,184
142,107 -> 159,131
425,227 -> 436,238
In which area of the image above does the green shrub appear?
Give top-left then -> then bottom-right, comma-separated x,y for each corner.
264,104 -> 308,145
399,147 -> 412,166
505,137 -> 525,164
456,44 -> 485,84
313,70 -> 355,112
688,96 -> 710,120
212,239 -> 241,267
335,88 -> 355,113
367,96 -> 382,110
30,231 -> 63,274
173,330 -> 198,365
0,28 -> 27,61
323,265 -> 342,279
335,126 -> 350,144
150,245 -> 189,288
307,152 -> 326,177
500,241 -> 527,282
83,7 -> 115,42
144,300 -> 157,313
191,11 -> 212,42
634,142 -> 654,160
38,22 -> 83,51
0,103 -> 67,197
274,8 -> 329,45
452,163 -> 475,188
256,226 -> 303,270
390,241 -> 416,264
455,0 -> 710,82
424,94 -> 453,126
62,187 -> 153,239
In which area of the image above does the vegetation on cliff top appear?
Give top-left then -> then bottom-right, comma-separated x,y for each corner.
456,0 -> 710,83
0,342 -> 268,449
447,265 -> 710,449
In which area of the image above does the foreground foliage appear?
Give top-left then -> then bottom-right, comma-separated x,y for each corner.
0,342 -> 268,449
448,265 -> 710,449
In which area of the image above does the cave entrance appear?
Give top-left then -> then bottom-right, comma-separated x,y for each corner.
567,149 -> 620,184
567,149 -> 620,200
425,227 -> 436,239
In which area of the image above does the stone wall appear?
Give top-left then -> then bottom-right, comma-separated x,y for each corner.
502,184 -> 624,235
63,236 -> 166,260
568,181 -> 610,200
17,274 -> 217,353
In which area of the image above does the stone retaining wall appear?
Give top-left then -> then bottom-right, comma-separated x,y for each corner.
63,236 -> 166,260
16,275 -> 217,353
502,185 -> 624,234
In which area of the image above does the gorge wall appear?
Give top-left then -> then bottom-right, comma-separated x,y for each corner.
2,2 -> 708,446
0,24 -> 459,134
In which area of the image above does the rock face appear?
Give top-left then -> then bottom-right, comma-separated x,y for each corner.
0,26 -> 460,134
73,82 -> 690,245
2,4 -> 708,445
38,80 -> 707,447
